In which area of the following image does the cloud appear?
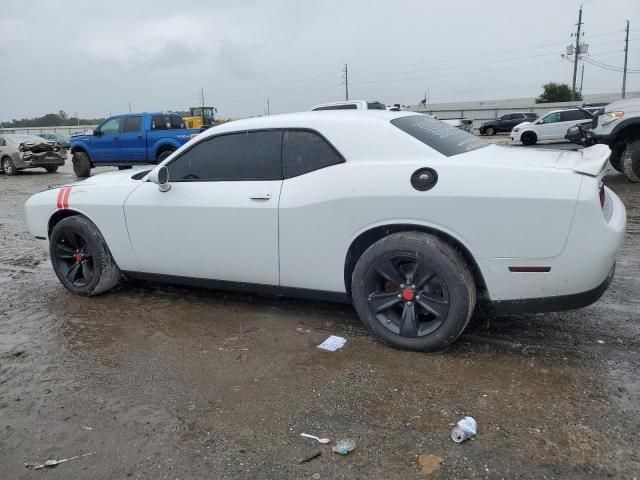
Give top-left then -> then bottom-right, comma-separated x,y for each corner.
216,41 -> 263,78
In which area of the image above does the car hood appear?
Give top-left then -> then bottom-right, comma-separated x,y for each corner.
461,144 -> 610,177
513,121 -> 532,130
71,167 -> 151,187
604,97 -> 640,112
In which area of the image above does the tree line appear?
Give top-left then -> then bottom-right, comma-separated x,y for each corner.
0,111 -> 105,128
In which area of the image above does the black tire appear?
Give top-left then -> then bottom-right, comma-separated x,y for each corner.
50,216 -> 120,296
609,147 -> 623,173
45,166 -> 59,173
521,131 -> 537,145
2,157 -> 17,176
485,126 -> 496,136
117,166 -> 132,170
157,149 -> 174,163
621,140 -> 640,183
351,232 -> 476,352
72,151 -> 91,178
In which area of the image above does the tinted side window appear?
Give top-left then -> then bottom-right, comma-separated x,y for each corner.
313,104 -> 358,111
367,101 -> 386,110
0,137 -> 5,146
123,116 -> 142,133
167,130 -> 282,182
151,115 -> 167,130
282,130 -> 344,178
170,115 -> 185,129
560,110 -> 589,122
392,115 -> 488,157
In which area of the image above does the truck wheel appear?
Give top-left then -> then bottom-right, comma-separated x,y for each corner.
72,151 -> 91,178
157,149 -> 174,163
351,232 -> 476,352
622,140 -> 640,183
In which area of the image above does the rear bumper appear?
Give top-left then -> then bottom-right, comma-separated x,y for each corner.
490,262 -> 615,314
477,184 -> 626,308
17,152 -> 66,169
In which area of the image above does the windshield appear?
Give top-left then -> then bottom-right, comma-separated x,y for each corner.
391,115 -> 488,156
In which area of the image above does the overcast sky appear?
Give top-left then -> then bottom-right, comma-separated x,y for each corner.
1,0 -> 638,121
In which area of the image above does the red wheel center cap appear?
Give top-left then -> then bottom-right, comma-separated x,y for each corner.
401,288 -> 415,301
74,252 -> 83,263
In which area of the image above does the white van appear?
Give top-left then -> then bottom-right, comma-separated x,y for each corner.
511,108 -> 595,145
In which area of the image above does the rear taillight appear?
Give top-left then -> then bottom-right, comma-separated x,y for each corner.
599,180 -> 605,209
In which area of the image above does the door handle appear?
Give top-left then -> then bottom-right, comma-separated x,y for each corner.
114,136 -> 120,141
137,135 -> 143,140
250,193 -> 272,200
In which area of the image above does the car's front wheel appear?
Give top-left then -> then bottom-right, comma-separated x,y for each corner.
351,232 -> 476,351
485,127 -> 496,136
50,216 -> 121,296
521,131 -> 537,145
45,166 -> 59,173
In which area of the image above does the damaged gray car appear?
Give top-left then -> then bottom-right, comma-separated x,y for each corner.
0,134 -> 66,175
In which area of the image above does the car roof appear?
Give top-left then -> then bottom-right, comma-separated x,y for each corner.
201,110 -> 419,138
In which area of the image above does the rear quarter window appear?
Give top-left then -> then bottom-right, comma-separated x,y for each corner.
391,115 -> 488,157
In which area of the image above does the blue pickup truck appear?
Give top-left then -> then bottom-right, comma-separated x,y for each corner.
70,112 -> 201,177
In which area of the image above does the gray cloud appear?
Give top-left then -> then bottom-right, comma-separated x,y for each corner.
0,0 -> 638,121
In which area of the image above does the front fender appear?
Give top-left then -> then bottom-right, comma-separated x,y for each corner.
70,138 -> 92,159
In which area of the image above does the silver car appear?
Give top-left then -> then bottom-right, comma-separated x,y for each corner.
0,134 -> 66,175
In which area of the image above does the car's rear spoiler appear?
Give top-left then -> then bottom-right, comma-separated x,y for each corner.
573,144 -> 610,177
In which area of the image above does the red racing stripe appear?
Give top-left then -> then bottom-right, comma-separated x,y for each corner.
62,186 -> 72,209
56,187 -> 71,210
56,188 -> 65,209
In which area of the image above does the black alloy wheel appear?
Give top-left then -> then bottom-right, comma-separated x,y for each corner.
52,229 -> 95,287
364,253 -> 449,338
49,216 -> 121,295
485,126 -> 496,136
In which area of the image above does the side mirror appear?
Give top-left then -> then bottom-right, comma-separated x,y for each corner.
93,129 -> 102,136
149,166 -> 171,192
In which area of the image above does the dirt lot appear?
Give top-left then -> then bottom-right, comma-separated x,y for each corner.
1,157 -> 639,479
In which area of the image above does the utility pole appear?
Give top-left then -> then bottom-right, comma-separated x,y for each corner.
571,5 -> 583,101
622,20 -> 629,98
343,63 -> 349,101
127,102 -> 132,113
579,64 -> 585,95
200,88 -> 205,108
267,98 -> 270,115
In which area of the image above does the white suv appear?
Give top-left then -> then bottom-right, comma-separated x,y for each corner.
511,108 -> 595,145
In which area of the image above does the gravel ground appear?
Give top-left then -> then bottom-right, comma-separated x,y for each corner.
0,155 -> 639,479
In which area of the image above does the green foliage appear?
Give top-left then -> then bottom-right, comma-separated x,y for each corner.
535,82 -> 582,103
0,111 -> 104,128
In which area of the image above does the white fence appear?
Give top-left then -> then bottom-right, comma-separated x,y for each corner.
0,125 -> 97,136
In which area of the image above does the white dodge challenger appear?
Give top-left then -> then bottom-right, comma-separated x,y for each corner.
25,111 -> 626,351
